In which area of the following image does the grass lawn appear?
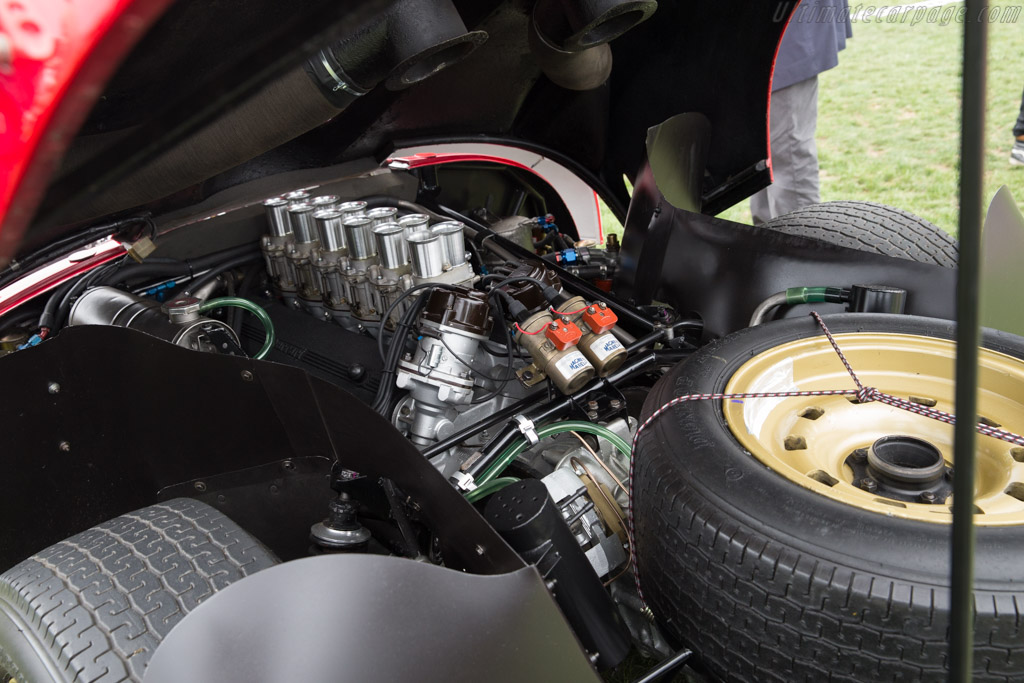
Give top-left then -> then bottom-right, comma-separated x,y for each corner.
603,5 -> 1024,237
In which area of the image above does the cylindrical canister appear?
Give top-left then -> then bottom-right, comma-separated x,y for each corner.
288,203 -> 318,244
263,197 -> 292,238
314,209 -> 347,253
431,221 -> 467,267
407,231 -> 445,279
283,190 -> 311,202
373,223 -> 409,269
343,216 -> 377,260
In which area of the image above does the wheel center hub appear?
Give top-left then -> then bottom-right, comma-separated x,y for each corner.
846,435 -> 952,504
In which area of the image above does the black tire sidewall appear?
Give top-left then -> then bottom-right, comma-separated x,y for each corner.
637,313 -> 1024,591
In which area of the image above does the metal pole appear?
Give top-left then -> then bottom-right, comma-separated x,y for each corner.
949,1 -> 988,680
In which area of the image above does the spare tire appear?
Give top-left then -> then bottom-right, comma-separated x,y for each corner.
763,200 -> 958,267
0,498 -> 277,683
633,313 -> 1024,682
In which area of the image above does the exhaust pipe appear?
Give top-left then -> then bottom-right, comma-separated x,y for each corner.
530,0 -> 656,90
63,0 -> 487,222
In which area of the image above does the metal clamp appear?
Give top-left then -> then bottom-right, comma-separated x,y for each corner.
451,471 -> 477,492
513,415 -> 539,446
317,50 -> 369,96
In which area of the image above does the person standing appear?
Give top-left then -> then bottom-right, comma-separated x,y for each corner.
1012,87 -> 1024,166
751,0 -> 852,225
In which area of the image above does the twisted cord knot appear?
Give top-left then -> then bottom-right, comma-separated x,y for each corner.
857,386 -> 878,404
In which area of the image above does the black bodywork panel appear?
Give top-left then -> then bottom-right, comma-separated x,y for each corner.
28,0 -> 792,245
0,325 -> 523,575
144,555 -> 599,683
616,157 -> 959,339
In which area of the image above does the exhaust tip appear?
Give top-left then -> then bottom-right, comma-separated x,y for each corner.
386,30 -> 488,90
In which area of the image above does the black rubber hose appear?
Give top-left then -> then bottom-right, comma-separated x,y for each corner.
360,196 -> 448,223
54,259 -> 125,329
103,244 -> 259,287
0,216 -> 149,290
182,252 -> 262,297
624,319 -> 703,354
432,202 -> 658,333
39,280 -> 77,331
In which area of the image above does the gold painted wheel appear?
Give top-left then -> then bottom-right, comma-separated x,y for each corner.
723,332 -> 1024,525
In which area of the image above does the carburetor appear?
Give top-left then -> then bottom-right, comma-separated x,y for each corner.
261,193 -> 476,332
395,288 -> 493,449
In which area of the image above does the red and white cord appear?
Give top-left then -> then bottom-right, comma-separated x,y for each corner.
625,311 -> 1024,609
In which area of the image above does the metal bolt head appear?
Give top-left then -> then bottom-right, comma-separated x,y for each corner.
587,399 -> 599,411
194,481 -> 207,492
858,477 -> 878,493
610,399 -> 622,410
587,306 -> 596,314
851,448 -> 868,462
241,370 -> 254,381
919,491 -> 938,504
587,410 -> 599,421
549,322 -> 559,330
475,544 -> 485,556
47,382 -> 60,394
58,441 -> 71,452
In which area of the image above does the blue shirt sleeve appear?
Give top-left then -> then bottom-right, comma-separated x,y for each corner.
772,0 -> 852,91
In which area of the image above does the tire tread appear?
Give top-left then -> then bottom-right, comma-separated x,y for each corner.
0,498 -> 276,682
634,315 -> 1022,682
763,201 -> 958,268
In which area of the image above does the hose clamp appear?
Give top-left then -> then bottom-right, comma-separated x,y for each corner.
317,49 -> 368,96
451,471 -> 477,492
513,415 -> 539,446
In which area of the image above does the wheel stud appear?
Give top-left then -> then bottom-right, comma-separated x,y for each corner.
858,477 -> 878,493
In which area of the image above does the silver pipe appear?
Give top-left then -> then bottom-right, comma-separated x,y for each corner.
366,206 -> 399,226
310,194 -> 340,210
314,208 -> 347,252
398,213 -> 430,238
407,230 -> 444,278
373,223 -> 408,269
288,202 -> 318,244
339,200 -> 368,217
431,220 -> 467,267
263,197 -> 292,238
344,215 -> 377,260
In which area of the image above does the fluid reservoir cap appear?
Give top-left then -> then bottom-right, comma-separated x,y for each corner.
164,297 -> 202,324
